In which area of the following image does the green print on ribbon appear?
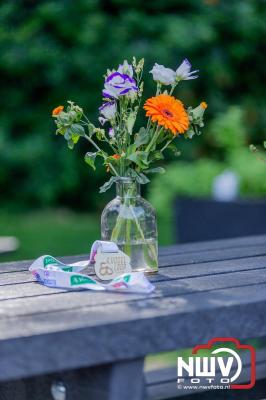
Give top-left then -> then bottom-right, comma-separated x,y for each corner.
70,275 -> 97,286
62,267 -> 73,272
43,256 -> 63,267
124,275 -> 131,283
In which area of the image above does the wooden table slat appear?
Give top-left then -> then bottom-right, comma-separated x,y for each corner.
2,253 -> 266,288
158,234 -> 266,255
0,264 -> 266,317
1,234 -> 266,274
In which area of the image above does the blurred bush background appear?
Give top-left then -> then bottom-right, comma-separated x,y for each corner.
0,0 -> 265,260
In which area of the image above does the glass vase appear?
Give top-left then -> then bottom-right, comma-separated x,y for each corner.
101,177 -> 158,273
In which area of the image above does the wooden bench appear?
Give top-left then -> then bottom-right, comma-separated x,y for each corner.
0,235 -> 266,399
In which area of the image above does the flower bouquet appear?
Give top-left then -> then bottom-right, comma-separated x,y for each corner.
52,58 -> 207,273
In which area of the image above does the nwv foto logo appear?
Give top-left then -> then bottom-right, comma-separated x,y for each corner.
177,338 -> 256,390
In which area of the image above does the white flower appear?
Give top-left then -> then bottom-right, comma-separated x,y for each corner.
176,59 -> 199,81
150,63 -> 176,85
103,72 -> 137,99
99,117 -> 107,126
118,60 -> 134,77
99,101 -> 117,120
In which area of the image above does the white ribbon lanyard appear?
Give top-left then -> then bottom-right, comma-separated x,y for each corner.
29,241 -> 155,294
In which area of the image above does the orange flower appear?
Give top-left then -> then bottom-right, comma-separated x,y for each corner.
200,101 -> 208,109
144,94 -> 189,135
111,154 -> 121,160
107,154 -> 120,172
52,105 -> 64,116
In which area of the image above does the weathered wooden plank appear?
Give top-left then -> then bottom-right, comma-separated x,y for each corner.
0,271 -> 35,285
158,234 -> 266,256
153,254 -> 266,282
0,255 -> 89,274
1,253 -> 266,289
1,235 -> 266,274
0,283 -> 265,381
0,281 -> 67,301
0,264 -> 266,316
158,244 -> 266,267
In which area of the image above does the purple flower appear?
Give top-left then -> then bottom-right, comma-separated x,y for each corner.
108,128 -> 115,138
103,72 -> 138,99
99,101 -> 117,120
176,59 -> 199,81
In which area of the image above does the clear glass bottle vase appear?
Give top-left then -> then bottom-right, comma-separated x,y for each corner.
101,177 -> 158,273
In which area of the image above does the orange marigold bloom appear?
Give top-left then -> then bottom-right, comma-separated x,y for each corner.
52,105 -> 64,116
144,94 -> 189,135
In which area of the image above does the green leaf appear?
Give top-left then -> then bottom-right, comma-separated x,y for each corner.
145,167 -> 165,174
168,143 -> 181,157
71,124 -> 85,136
72,133 -> 80,144
67,139 -> 74,149
87,123 -> 95,135
134,127 -> 149,148
64,127 -> 81,146
184,129 -> 196,139
127,151 -> 149,168
99,176 -> 119,193
84,152 -> 97,170
149,151 -> 164,162
126,111 -> 137,135
64,128 -> 72,140
56,126 -> 66,136
126,143 -> 136,157
128,169 -> 150,184
136,172 -> 150,184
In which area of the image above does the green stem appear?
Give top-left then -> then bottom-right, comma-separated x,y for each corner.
128,204 -> 157,264
84,133 -> 119,177
169,83 -> 178,95
161,139 -> 173,153
111,188 -> 133,241
156,83 -> 162,95
144,84 -> 162,138
145,126 -> 163,153
124,213 -> 132,257
110,187 -> 158,270
146,117 -> 151,134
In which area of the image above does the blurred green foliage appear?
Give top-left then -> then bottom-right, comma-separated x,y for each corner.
0,0 -> 265,212
149,106 -> 266,244
0,209 -> 100,261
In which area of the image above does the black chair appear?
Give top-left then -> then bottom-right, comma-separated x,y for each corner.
175,197 -> 266,243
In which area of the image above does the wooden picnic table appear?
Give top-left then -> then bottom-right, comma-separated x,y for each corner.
0,235 -> 266,400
